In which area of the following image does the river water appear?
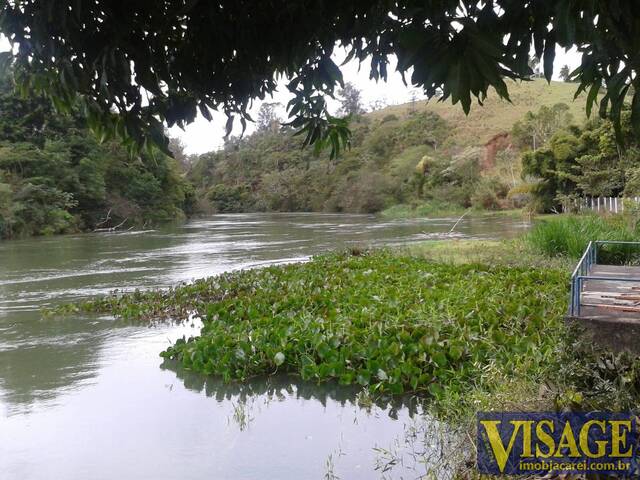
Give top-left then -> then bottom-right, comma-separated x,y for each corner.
0,213 -> 529,479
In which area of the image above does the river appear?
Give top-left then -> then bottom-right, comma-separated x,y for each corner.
0,213 -> 530,479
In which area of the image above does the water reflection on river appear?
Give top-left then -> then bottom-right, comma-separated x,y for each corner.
0,213 -> 528,479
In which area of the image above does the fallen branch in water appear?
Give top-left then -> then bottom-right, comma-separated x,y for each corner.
420,208 -> 472,239
94,217 -> 128,233
94,208 -> 112,227
449,208 -> 472,233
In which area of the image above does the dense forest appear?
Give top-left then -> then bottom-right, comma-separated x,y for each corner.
0,70 -> 195,239
189,109 -> 457,214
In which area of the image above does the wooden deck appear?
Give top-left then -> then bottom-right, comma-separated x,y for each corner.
578,265 -> 640,323
569,265 -> 640,351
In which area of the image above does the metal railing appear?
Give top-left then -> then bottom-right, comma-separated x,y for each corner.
569,240 -> 640,316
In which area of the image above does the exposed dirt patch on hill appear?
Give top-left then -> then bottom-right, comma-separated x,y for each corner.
483,132 -> 512,170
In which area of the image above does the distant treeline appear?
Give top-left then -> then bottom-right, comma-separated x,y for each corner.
188,108 -> 523,216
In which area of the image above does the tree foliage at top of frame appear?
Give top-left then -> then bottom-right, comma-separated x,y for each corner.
0,1 -> 638,156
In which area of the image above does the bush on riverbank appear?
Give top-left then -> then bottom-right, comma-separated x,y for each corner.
526,214 -> 640,263
0,70 -> 194,239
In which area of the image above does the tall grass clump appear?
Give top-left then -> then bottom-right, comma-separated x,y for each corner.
526,214 -> 640,263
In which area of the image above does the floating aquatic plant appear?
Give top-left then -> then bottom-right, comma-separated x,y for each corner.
63,250 -> 569,405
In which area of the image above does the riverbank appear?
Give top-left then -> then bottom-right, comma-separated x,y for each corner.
402,238 -> 572,269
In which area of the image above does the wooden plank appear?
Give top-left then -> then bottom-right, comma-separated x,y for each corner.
581,303 -> 640,313
576,264 -> 640,321
600,295 -> 640,301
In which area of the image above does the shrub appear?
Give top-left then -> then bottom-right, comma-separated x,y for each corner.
471,177 -> 509,210
207,184 -> 252,212
326,172 -> 393,213
507,183 -> 533,209
381,113 -> 399,123
624,166 -> 640,196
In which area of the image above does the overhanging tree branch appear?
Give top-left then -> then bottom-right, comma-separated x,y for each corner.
0,1 -> 638,154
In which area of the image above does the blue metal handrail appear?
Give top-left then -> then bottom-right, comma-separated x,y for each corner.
569,240 -> 640,316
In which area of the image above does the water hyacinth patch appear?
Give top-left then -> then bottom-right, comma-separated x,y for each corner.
68,250 -> 569,401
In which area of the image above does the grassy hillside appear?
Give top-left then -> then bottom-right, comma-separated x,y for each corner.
188,79 -> 587,216
370,79 -> 586,149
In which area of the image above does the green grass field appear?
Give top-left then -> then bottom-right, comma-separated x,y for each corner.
369,79 -> 587,149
